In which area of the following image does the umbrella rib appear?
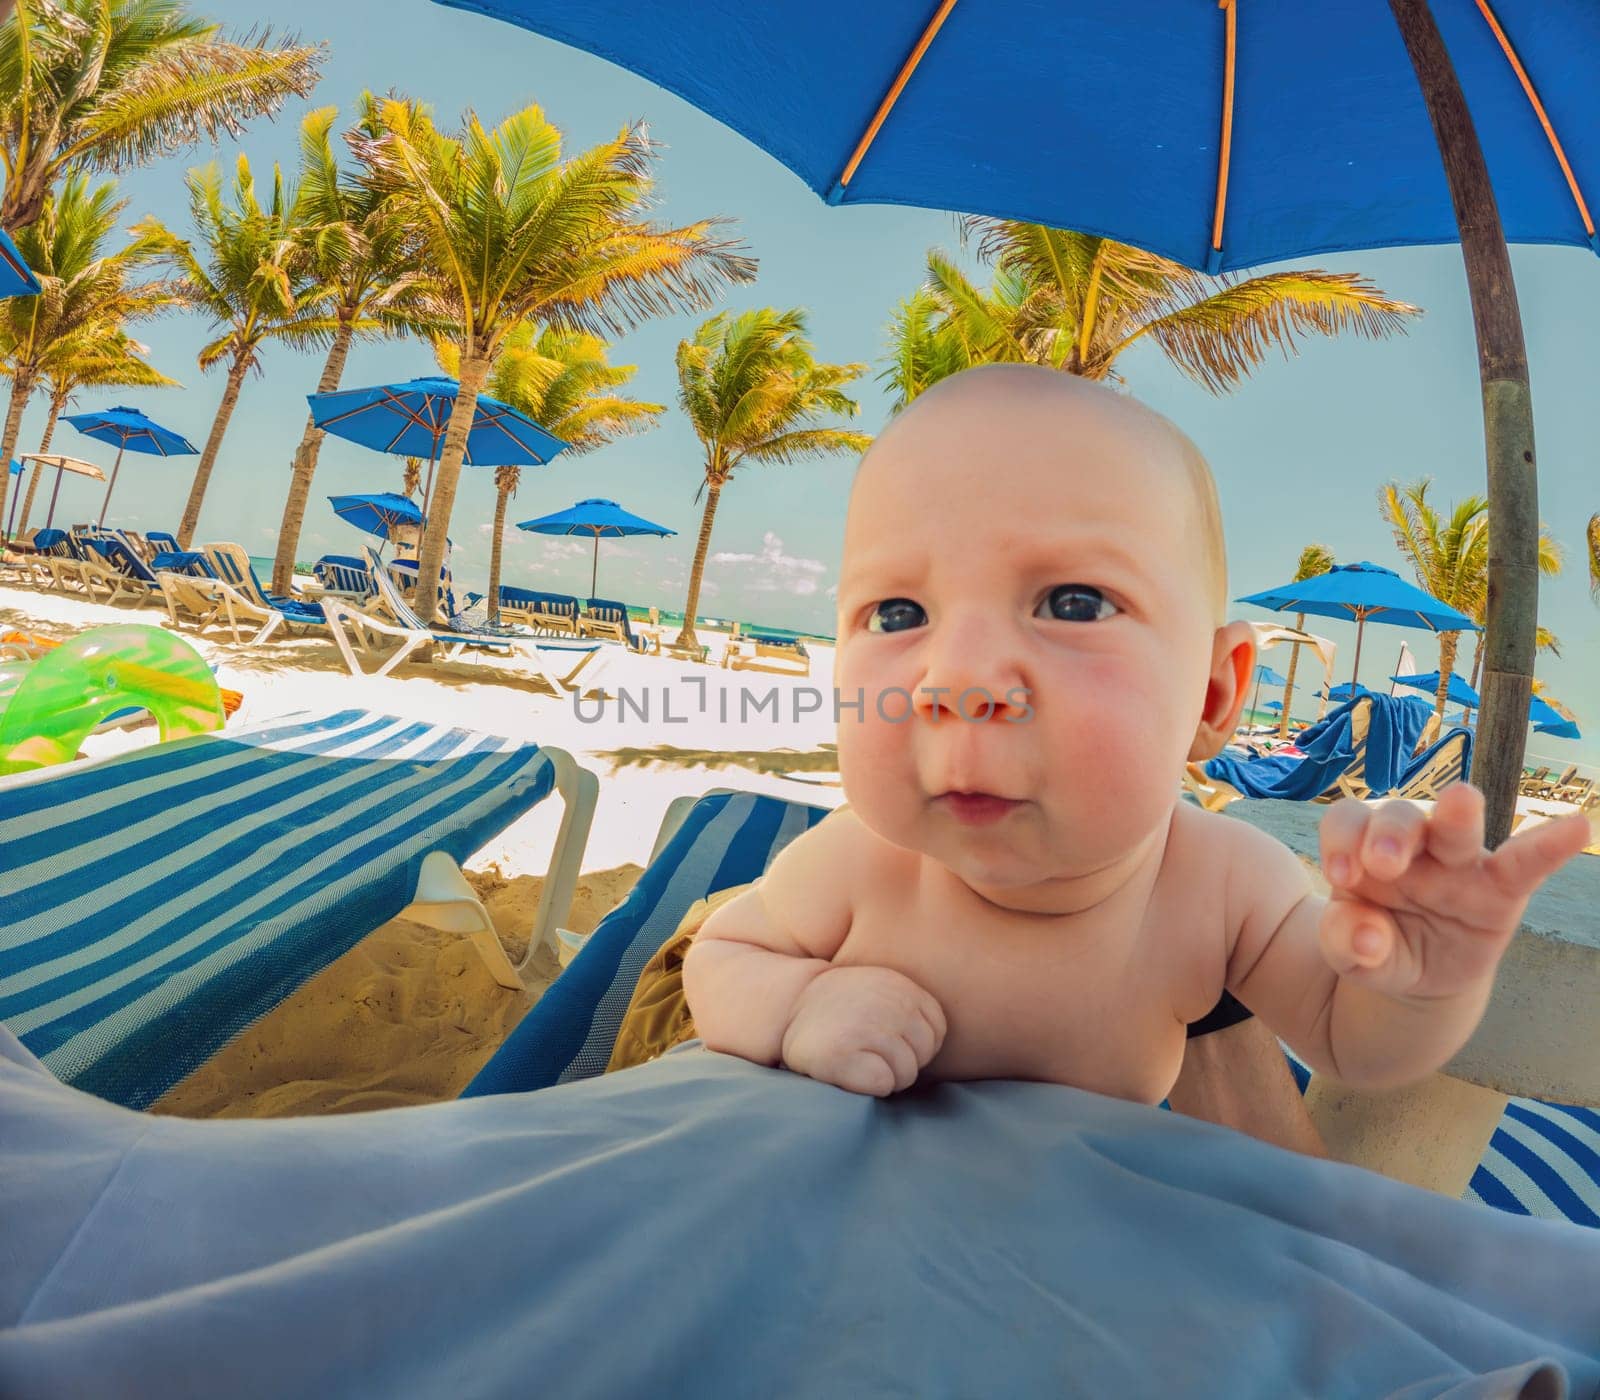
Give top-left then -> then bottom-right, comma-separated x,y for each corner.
1475,0 -> 1595,241
1208,0 -> 1239,273
832,0 -> 959,197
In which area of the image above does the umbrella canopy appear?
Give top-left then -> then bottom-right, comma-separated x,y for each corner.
1392,670 -> 1481,708
328,492 -> 425,541
517,496 -> 676,595
1252,664 -> 1287,687
438,2 -> 1576,839
309,376 -> 569,524
63,406 -> 197,528
1529,694 -> 1581,740
0,226 -> 40,297
1238,562 -> 1476,691
17,454 -> 106,533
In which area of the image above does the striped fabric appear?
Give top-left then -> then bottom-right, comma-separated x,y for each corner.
462,789 -> 828,1096
465,788 -> 1600,1230
0,710 -> 556,1109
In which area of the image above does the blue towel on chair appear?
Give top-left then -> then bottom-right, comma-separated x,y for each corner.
1206,696 -> 1431,800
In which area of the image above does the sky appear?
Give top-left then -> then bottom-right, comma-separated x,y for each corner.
9,0 -> 1598,773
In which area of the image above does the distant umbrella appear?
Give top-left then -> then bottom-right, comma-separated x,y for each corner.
16,454 -> 106,531
1392,670 -> 1481,709
517,497 -> 676,596
329,492 -> 425,542
1245,663 -> 1287,724
63,406 -> 197,527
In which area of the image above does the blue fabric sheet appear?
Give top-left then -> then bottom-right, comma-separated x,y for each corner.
1,1029 -> 1595,1399
1206,696 -> 1432,800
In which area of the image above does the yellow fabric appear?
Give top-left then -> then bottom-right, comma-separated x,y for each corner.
605,883 -> 754,1074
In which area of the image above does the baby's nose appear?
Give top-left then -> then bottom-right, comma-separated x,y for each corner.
911,612 -> 1031,723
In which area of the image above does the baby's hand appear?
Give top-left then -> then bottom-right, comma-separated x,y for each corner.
1317,784 -> 1591,1001
780,965 -> 947,1097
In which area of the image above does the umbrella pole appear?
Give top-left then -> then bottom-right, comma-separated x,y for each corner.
4,468 -> 21,543
1350,617 -> 1366,694
1390,0 -> 1535,848
98,446 -> 125,528
44,466 -> 65,530
1250,673 -> 1263,726
591,535 -> 599,598
1388,643 -> 1404,696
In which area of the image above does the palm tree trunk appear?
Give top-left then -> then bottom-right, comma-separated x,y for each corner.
487,481 -> 509,623
676,476 -> 722,650
16,394 -> 63,538
179,354 -> 251,549
0,366 -> 37,541
272,317 -> 355,595
1391,0 -> 1535,849
1277,610 -> 1307,739
414,349 -> 489,626
1433,630 -> 1460,730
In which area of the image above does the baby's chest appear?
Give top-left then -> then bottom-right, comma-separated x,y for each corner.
836,902 -> 1202,1103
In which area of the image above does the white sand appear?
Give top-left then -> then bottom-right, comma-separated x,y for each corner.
1,581 -> 845,1116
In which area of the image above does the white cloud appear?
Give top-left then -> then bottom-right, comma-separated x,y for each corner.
708,531 -> 827,596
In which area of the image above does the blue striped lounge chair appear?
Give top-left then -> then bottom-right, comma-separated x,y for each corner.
0,709 -> 599,1110
582,597 -> 651,653
203,542 -> 327,636
496,586 -> 582,636
312,554 -> 373,600
338,547 -> 612,697
463,787 -> 1600,1230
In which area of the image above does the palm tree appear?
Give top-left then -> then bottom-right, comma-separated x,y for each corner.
15,333 -> 176,536
1588,514 -> 1599,601
674,308 -> 872,650
353,98 -> 756,622
0,0 -> 323,233
1275,544 -> 1336,739
0,172 -> 168,532
268,98 -> 441,595
880,221 -> 1421,409
136,153 -> 331,546
1379,479 -> 1562,728
437,322 -> 664,620
400,457 -> 422,499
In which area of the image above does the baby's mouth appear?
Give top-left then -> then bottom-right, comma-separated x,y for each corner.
934,791 -> 1022,826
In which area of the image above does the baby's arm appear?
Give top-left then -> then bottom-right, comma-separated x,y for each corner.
1223,788 -> 1590,1089
683,811 -> 946,1096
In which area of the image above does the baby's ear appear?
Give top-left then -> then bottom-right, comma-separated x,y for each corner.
1188,621 -> 1256,762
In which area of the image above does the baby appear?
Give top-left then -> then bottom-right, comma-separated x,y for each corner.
682,364 -> 1591,1103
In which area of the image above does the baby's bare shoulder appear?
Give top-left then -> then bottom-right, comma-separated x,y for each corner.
1170,801 -> 1313,923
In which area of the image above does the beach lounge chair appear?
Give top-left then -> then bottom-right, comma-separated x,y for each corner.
1389,726 -> 1473,801
495,586 -> 582,636
0,709 -> 599,1110
462,788 -> 830,1095
1184,696 -> 1432,812
204,542 -> 327,627
724,630 -> 812,678
582,597 -> 652,653
459,786 -> 1600,1231
335,549 -> 612,697
311,554 -> 374,600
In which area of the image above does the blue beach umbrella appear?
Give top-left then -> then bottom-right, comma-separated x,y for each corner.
517,497 -> 676,596
1238,563 -> 1477,691
1529,694 -> 1581,740
1245,663 -> 1287,723
308,377 -> 568,523
0,227 -> 40,298
328,492 -> 425,546
64,406 -> 197,527
1392,670 -> 1482,709
439,1 -> 1590,828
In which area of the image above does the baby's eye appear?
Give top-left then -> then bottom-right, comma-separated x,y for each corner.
867,598 -> 927,634
1036,585 -> 1117,623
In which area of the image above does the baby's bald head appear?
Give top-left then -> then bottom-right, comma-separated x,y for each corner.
848,365 -> 1228,625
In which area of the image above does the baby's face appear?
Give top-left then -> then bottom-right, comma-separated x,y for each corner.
834,367 -> 1226,898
